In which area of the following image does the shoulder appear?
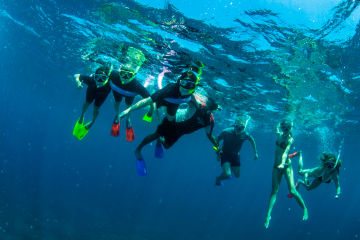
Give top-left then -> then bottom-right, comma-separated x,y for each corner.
152,83 -> 178,98
222,128 -> 233,135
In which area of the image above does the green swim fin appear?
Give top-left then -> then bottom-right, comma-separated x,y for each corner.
73,119 -> 83,136
73,120 -> 89,140
142,112 -> 152,123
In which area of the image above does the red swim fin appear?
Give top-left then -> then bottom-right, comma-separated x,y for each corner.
111,122 -> 120,137
126,126 -> 135,141
289,152 -> 298,159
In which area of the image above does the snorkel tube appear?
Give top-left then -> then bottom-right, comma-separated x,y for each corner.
333,139 -> 344,169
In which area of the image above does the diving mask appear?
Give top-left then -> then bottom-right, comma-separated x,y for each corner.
94,73 -> 109,88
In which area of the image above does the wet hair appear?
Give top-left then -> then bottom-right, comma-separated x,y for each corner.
280,120 -> 293,131
234,118 -> 245,126
320,152 -> 342,167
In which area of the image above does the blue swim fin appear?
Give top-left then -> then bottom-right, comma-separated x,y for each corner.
136,158 -> 147,176
154,141 -> 164,158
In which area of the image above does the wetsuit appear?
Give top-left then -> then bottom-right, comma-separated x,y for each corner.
110,72 -> 150,104
80,75 -> 111,107
156,106 -> 214,148
151,83 -> 191,118
218,128 -> 253,167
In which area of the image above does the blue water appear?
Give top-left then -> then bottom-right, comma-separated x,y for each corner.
1,0 -> 360,239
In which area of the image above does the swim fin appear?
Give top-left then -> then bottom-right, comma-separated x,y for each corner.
73,120 -> 89,140
142,112 -> 153,123
154,141 -> 164,158
126,126 -> 135,141
136,158 -> 147,176
111,122 -> 120,137
73,119 -> 83,137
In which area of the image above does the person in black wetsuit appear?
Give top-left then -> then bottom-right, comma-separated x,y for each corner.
215,118 -> 258,186
73,66 -> 112,131
135,95 -> 219,162
109,63 -> 153,141
118,70 -> 199,122
296,151 -> 341,199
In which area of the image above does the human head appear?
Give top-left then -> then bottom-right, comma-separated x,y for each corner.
94,66 -> 112,88
280,120 -> 293,134
234,118 -> 246,133
320,152 -> 341,168
119,64 -> 139,84
178,70 -> 198,95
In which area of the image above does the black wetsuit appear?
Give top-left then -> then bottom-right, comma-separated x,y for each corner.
218,128 -> 253,167
151,83 -> 191,118
110,72 -> 150,105
80,75 -> 111,107
157,107 -> 214,148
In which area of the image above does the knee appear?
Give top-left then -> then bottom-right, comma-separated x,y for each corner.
224,171 -> 231,178
289,188 -> 298,195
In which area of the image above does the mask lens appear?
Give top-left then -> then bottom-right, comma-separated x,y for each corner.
180,79 -> 196,89
94,74 -> 107,84
235,124 -> 245,131
120,69 -> 134,80
326,162 -> 335,168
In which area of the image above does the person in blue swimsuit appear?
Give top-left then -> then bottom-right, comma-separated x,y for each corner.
215,118 -> 258,186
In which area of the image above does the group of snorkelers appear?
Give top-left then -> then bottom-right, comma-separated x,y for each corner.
72,45 -> 342,229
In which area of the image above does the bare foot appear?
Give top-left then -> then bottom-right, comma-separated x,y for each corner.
303,208 -> 308,221
264,215 -> 271,229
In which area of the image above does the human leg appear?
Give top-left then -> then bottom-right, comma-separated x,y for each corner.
285,166 -> 308,221
264,167 -> 282,228
135,131 -> 160,160
216,162 -> 231,185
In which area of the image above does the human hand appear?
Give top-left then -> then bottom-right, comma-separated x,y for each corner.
74,74 -> 83,89
334,194 -> 340,199
277,163 -> 285,169
254,152 -> 259,160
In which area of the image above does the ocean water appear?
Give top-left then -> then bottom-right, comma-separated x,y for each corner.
0,0 -> 360,239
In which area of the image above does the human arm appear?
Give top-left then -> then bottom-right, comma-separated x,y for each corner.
247,134 -> 258,160
119,97 -> 153,119
275,122 -> 281,136
277,137 -> 293,168
74,74 -> 83,88
332,172 -> 341,199
205,127 -> 218,147
299,166 -> 323,177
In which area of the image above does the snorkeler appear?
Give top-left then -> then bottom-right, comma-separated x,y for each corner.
109,62 -> 153,141
134,95 -> 219,176
73,66 -> 112,140
110,46 -> 153,141
118,69 -> 202,176
264,120 -> 308,229
214,118 -> 258,186
294,151 -> 341,199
